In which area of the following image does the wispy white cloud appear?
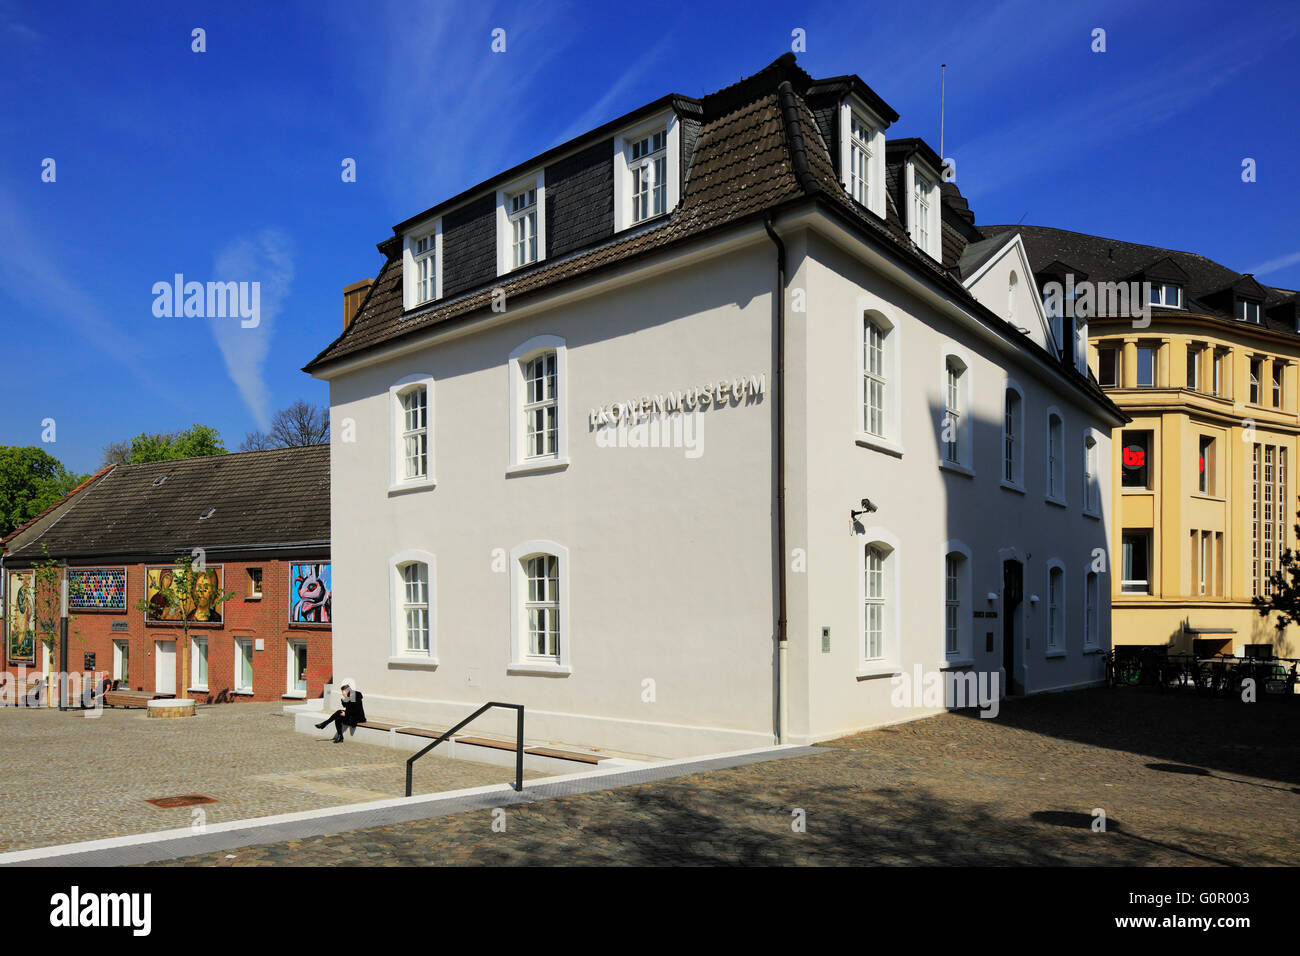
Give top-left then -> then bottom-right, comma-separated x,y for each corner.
1247,250 -> 1300,279
209,230 -> 294,431
0,189 -> 169,402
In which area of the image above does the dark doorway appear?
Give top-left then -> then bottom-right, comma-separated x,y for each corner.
1002,559 -> 1023,695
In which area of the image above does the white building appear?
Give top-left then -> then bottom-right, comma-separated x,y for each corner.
305,55 -> 1125,758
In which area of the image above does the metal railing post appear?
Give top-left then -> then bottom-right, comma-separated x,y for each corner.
404,701 -> 526,798
514,705 -> 524,792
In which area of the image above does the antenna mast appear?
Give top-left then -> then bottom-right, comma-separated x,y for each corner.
940,63 -> 946,159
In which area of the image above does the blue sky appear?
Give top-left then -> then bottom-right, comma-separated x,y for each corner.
2,0 -> 1297,475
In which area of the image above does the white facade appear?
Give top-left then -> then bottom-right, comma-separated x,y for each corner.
316,206 -> 1119,758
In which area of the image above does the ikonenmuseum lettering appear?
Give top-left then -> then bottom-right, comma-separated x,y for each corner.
589,373 -> 766,427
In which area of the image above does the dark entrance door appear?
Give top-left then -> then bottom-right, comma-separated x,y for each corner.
1002,559 -> 1023,695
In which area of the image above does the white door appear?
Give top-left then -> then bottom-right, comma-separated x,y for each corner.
155,641 -> 176,695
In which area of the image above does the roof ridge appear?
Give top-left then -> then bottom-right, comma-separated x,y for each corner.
990,224 -> 1244,275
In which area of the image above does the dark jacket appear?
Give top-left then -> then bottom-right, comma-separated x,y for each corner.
341,691 -> 366,725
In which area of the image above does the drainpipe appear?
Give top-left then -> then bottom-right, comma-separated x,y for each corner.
764,214 -> 789,745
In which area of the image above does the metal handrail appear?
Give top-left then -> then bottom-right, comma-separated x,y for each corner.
405,701 -> 524,797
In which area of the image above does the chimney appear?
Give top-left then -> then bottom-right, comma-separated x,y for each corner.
343,279 -> 374,331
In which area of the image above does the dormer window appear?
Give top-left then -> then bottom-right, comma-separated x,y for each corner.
839,99 -> 886,219
1236,300 -> 1261,323
1149,283 -> 1181,308
613,114 -> 680,232
496,172 -> 546,276
402,222 -> 442,310
907,162 -> 940,260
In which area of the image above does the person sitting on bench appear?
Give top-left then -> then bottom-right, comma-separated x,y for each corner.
315,683 -> 366,742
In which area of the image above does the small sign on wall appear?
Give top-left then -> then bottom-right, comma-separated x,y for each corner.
111,620 -> 129,632
254,638 -> 265,651
821,627 -> 831,653
83,653 -> 96,670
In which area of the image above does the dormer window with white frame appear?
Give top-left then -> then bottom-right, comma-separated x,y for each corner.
1148,283 -> 1181,308
613,113 -> 680,232
496,172 -> 546,276
1236,299 -> 1261,324
839,98 -> 886,219
906,160 -> 941,260
402,222 -> 442,310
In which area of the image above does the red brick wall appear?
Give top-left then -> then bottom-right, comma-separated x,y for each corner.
4,557 -> 333,704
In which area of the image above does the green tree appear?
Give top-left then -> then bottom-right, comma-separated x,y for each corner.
131,552 -> 235,701
1253,510 -> 1300,629
101,424 -> 226,466
0,446 -> 83,537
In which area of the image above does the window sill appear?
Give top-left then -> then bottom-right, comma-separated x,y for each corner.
187,686 -> 208,693
938,460 -> 974,478
1045,649 -> 1067,660
245,596 -> 263,602
1082,646 -> 1104,655
1120,488 -> 1153,495
282,691 -> 307,699
232,690 -> 254,697
506,457 -> 570,477
508,662 -> 571,676
389,477 -> 437,496
939,658 -> 975,670
856,665 -> 902,681
1082,509 -> 1101,520
1190,493 -> 1225,503
1000,479 -> 1025,495
1045,495 -> 1067,509
387,656 -> 439,669
854,434 -> 904,458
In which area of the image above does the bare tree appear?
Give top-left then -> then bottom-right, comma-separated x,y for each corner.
239,401 -> 329,452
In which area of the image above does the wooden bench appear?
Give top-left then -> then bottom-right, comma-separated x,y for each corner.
103,690 -> 174,709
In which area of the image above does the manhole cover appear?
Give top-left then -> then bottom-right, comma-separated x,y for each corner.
145,794 -> 217,808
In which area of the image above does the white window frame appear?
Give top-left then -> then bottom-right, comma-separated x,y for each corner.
839,96 -> 887,219
857,529 -> 901,677
247,567 -> 263,598
509,540 -> 571,675
496,171 -> 546,276
1045,407 -> 1066,505
1136,345 -> 1156,387
388,550 -> 437,667
1083,431 -> 1102,518
1046,561 -> 1066,655
1149,283 -> 1182,308
856,303 -> 903,457
1001,381 -> 1026,492
388,374 -> 436,493
905,159 -> 942,259
1121,530 -> 1151,595
1186,343 -> 1200,391
112,639 -> 130,685
286,639 -> 308,697
942,540 -> 973,663
1084,570 -> 1100,649
1236,299 -> 1261,323
613,112 -> 680,232
189,636 -> 209,692
1249,357 -> 1262,404
939,347 -> 972,474
402,220 -> 442,310
507,335 -> 569,474
234,638 -> 254,695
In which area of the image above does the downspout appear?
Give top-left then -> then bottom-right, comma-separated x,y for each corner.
764,214 -> 788,746
764,81 -> 817,745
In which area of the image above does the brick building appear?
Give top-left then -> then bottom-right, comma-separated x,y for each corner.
0,445 -> 331,704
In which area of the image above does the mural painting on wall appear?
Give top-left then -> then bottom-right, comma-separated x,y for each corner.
290,563 -> 331,625
68,567 -> 127,610
6,571 -> 36,664
145,565 -> 224,624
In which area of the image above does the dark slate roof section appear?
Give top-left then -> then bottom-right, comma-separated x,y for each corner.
1,466 -> 114,553
956,233 -> 1017,282
983,224 -> 1299,337
302,56 -> 1123,424
3,445 -> 330,563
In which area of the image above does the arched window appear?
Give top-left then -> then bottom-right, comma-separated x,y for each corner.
1007,270 -> 1018,320
1084,570 -> 1100,648
1047,563 -> 1065,651
509,540 -> 571,673
1083,434 -> 1100,515
1003,385 -> 1024,487
863,544 -> 888,661
1046,410 -> 1065,502
508,336 -> 569,474
389,375 -> 435,491
864,316 -> 888,438
389,550 -> 437,663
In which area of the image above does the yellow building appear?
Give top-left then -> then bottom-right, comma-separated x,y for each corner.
989,225 -> 1300,658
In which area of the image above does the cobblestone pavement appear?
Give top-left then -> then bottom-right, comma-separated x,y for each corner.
160,689 -> 1300,866
0,704 -> 542,852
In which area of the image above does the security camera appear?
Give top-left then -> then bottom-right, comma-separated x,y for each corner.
860,498 -> 877,513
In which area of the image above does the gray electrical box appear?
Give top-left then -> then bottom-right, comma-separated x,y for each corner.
821,627 -> 831,653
